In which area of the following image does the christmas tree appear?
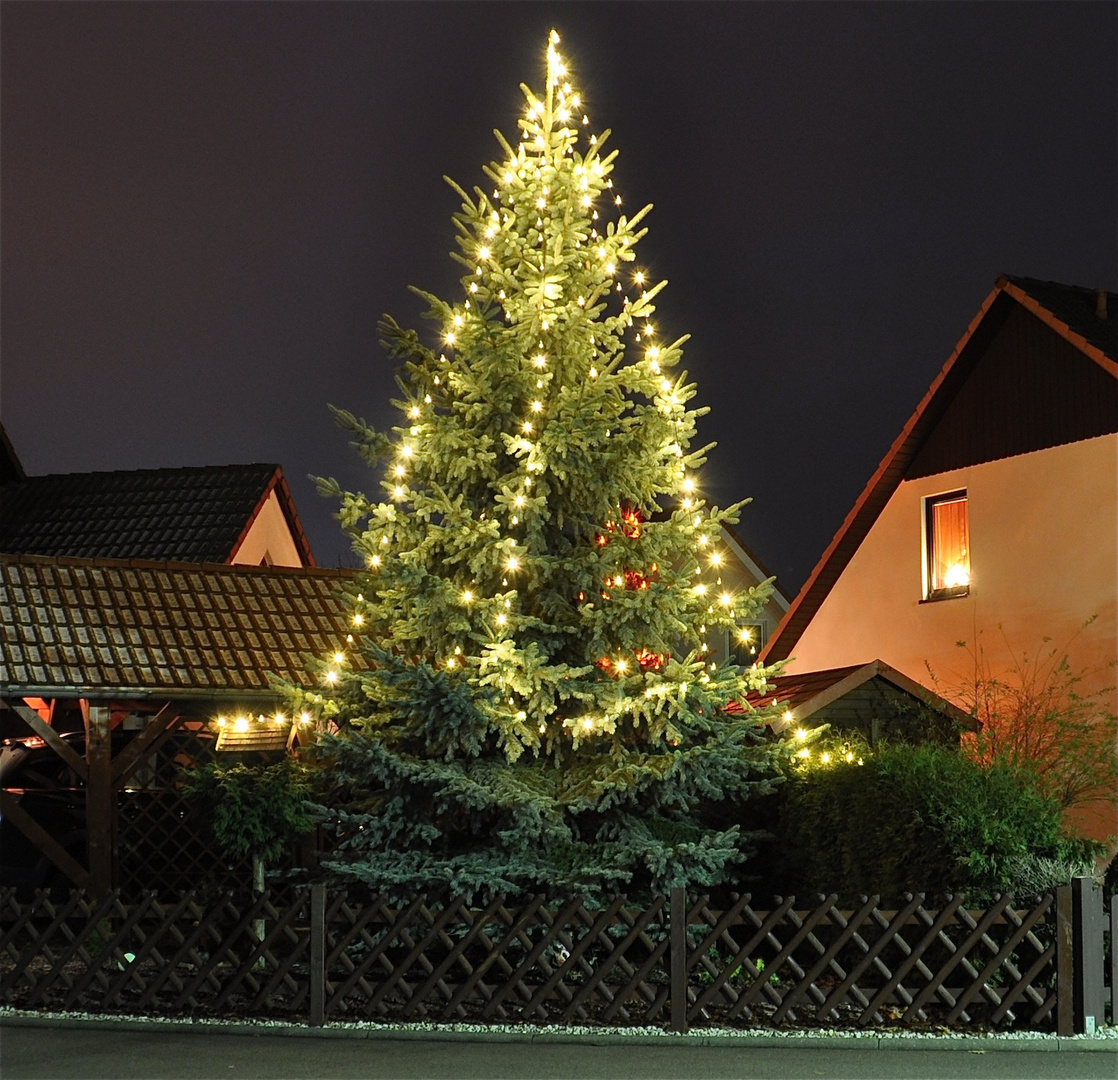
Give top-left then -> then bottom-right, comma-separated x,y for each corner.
296,32 -> 788,901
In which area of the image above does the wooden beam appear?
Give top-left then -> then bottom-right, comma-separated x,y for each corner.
0,790 -> 91,890
110,703 -> 178,787
84,703 -> 115,898
19,709 -> 88,781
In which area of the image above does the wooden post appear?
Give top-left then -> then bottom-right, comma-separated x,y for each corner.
1072,876 -> 1104,1034
1110,894 -> 1117,1029
84,703 -> 114,898
310,884 -> 326,1027
669,887 -> 688,1034
1055,886 -> 1074,1035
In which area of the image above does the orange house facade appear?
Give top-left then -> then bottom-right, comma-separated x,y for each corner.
764,277 -> 1117,840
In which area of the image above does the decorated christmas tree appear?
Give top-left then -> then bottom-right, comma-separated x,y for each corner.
295,32 -> 789,900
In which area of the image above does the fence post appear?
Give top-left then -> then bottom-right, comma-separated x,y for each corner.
1072,876 -> 1104,1035
1110,894 -> 1117,1028
669,887 -> 688,1034
1056,885 -> 1074,1036
309,884 -> 325,1027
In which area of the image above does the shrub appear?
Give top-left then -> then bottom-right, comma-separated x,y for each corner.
770,740 -> 1101,902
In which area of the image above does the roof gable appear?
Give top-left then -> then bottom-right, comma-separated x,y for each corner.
764,276 -> 1118,664
0,424 -> 25,484
745,660 -> 976,732
0,554 -> 356,701
0,463 -> 315,565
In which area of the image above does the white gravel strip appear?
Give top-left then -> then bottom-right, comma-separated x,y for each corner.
2,1006 -> 1115,1049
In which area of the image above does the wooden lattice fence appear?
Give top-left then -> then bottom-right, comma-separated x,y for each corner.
1,882 -> 1111,1034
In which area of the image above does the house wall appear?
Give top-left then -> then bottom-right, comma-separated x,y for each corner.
783,433 -> 1117,838
229,490 -> 305,567
704,527 -> 790,667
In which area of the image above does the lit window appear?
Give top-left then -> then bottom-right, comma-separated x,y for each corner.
924,490 -> 969,599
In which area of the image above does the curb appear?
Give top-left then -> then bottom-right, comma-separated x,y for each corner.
2,1012 -> 1116,1051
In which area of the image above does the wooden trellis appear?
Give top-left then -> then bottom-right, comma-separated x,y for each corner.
1,882 -> 1110,1034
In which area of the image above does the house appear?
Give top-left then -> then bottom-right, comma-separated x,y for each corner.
705,523 -> 790,666
762,276 -> 1117,837
0,425 -> 314,569
0,426 -> 340,893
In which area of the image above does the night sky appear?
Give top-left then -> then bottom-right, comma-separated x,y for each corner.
2,2 -> 1114,590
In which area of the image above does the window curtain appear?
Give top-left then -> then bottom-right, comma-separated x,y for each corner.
931,496 -> 968,590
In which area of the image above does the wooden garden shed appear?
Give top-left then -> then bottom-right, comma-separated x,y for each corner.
0,553 -> 355,896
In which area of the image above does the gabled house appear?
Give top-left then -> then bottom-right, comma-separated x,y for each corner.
0,426 -> 332,893
762,276 -> 1117,837
0,428 -> 314,569
705,523 -> 790,666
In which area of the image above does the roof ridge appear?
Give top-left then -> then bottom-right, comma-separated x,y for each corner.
0,551 -> 358,577
2,461 -> 281,484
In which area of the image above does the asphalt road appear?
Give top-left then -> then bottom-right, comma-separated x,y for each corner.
0,1024 -> 1114,1080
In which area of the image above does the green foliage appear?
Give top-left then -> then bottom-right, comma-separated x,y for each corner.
180,759 -> 315,867
772,741 -> 1102,902
294,34 -> 789,902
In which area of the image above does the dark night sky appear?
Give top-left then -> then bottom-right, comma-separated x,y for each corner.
2,2 -> 1115,590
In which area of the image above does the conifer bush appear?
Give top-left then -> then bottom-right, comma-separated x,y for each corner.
289,33 -> 789,902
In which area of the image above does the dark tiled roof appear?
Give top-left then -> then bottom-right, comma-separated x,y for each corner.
1005,276 -> 1118,362
0,424 -> 25,484
0,554 -> 358,700
764,276 -> 1118,664
0,463 -> 313,564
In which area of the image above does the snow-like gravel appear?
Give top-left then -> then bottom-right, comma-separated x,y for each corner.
2,1006 -> 1115,1043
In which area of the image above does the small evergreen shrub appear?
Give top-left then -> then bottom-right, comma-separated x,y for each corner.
770,741 -> 1101,902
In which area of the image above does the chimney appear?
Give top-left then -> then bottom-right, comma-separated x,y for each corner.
1097,289 -> 1108,320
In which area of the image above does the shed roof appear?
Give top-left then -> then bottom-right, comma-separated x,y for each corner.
742,659 -> 976,731
0,463 -> 314,566
763,276 -> 1118,664
0,554 -> 356,702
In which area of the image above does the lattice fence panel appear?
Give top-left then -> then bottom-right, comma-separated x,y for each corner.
683,893 -> 1058,1030
322,891 -> 672,1025
0,888 -> 312,1019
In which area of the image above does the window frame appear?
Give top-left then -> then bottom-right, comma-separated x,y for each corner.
921,488 -> 970,602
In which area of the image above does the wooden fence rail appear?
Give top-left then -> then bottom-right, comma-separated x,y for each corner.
1,881 -> 1110,1034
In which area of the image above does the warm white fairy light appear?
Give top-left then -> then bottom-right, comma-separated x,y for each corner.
462,589 -> 473,603
709,552 -> 723,566
506,556 -> 520,571
531,400 -> 542,412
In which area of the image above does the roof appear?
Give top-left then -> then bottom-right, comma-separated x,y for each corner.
0,463 -> 315,566
763,276 -> 1118,664
0,554 -> 357,701
742,659 -> 977,731
0,424 -> 25,484
720,522 -> 791,610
